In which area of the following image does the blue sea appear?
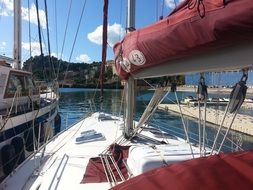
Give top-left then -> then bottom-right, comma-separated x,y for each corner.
59,88 -> 253,153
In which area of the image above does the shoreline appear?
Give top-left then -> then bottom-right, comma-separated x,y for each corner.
177,86 -> 253,97
158,103 -> 253,136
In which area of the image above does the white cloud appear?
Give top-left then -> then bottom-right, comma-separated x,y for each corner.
165,0 -> 185,8
0,0 -> 46,29
76,54 -> 91,63
22,4 -> 47,29
87,23 -> 125,47
0,41 -> 6,50
0,0 -> 13,16
22,42 -> 45,56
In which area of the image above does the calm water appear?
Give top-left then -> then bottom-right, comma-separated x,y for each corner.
59,88 -> 253,153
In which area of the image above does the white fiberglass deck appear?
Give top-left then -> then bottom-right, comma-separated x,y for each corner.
1,113 -> 200,190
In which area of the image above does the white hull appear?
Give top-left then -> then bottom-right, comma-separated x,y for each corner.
0,91 -> 59,180
1,99 -> 58,131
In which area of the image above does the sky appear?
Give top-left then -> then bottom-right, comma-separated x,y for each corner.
0,0 -> 183,64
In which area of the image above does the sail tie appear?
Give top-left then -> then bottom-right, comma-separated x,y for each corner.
188,0 -> 206,18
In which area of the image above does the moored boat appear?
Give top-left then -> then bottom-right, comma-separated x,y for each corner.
0,0 -> 60,180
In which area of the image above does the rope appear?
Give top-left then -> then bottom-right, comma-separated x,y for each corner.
211,70 -> 248,154
103,154 -> 117,185
188,0 -> 206,18
148,115 -> 244,152
198,101 -> 202,155
217,109 -> 239,153
160,85 -> 244,152
100,155 -> 112,187
202,101 -> 207,155
197,73 -> 208,155
150,145 -> 168,166
174,92 -> 195,158
109,154 -> 125,181
0,89 -> 21,131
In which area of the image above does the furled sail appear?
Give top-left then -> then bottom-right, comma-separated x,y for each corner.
114,0 -> 253,80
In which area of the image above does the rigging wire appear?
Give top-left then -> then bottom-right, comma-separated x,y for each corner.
145,77 -> 244,153
197,73 -> 208,155
156,0 -> 158,21
56,0 -> 73,79
27,0 -> 32,72
44,0 -> 56,79
54,0 -> 59,59
62,0 -> 87,87
67,0 -> 87,63
119,0 -> 123,40
35,0 -> 46,80
173,0 -> 177,7
39,20 -> 54,80
160,0 -> 165,20
210,70 -> 248,154
217,70 -> 248,153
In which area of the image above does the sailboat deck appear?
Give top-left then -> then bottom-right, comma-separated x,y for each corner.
28,113 -> 125,190
1,112 -> 198,190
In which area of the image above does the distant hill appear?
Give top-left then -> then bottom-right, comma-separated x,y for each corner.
23,55 -> 186,89
23,55 -> 122,88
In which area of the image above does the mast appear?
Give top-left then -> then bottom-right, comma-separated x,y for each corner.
100,0 -> 109,98
13,0 -> 22,70
124,0 -> 136,138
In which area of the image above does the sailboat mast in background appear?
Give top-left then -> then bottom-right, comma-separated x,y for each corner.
13,0 -> 22,70
100,0 -> 109,98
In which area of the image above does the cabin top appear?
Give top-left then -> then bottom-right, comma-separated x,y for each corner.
0,64 -> 34,101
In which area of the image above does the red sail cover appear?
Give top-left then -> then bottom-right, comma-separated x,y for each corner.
113,0 -> 253,80
111,150 -> 253,190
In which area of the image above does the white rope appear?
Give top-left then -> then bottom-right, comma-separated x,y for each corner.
198,101 -> 202,155
109,154 -> 125,181
202,101 -> 207,155
174,92 -> 195,158
103,155 -> 117,185
210,101 -> 231,154
100,155 -> 112,187
217,109 -> 239,153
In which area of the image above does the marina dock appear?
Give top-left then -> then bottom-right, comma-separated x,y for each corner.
158,103 -> 253,136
